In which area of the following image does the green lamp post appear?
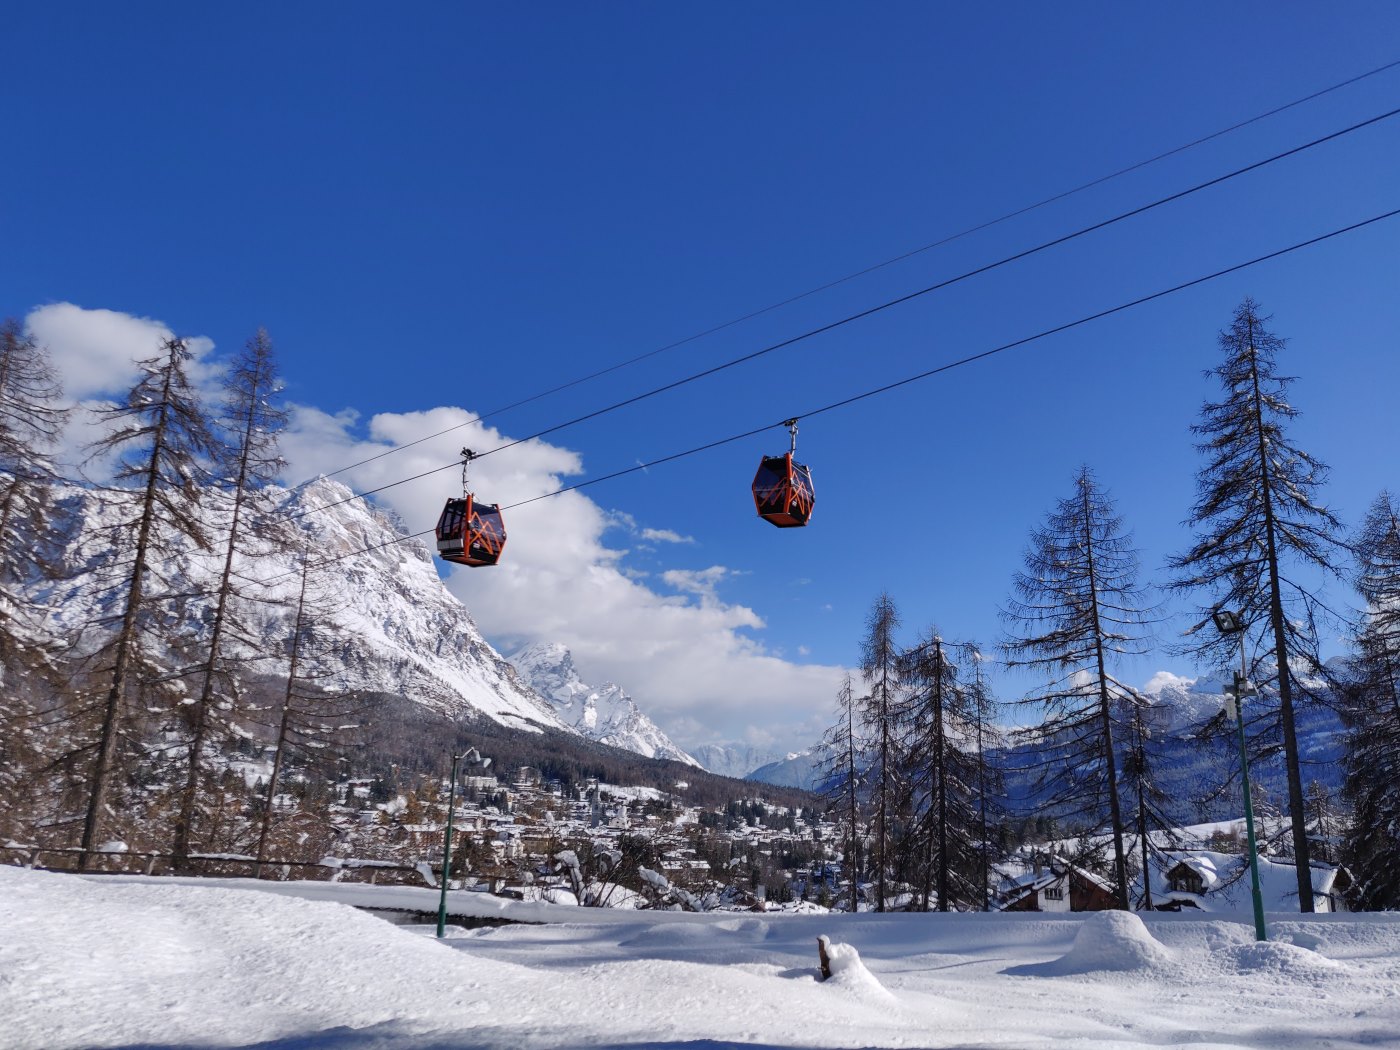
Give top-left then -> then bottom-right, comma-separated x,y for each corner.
437,747 -> 489,939
1212,608 -> 1268,943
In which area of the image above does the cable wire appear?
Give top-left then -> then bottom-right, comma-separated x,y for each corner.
296,103 -> 1400,520
280,204 -> 1400,579
296,57 -> 1400,487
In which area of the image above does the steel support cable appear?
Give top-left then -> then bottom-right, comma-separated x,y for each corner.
274,205 -> 1400,582
293,104 -> 1400,522
296,57 -> 1400,487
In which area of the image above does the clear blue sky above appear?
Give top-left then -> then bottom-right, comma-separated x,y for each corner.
5,4 -> 1399,748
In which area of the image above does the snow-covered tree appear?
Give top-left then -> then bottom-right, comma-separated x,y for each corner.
1169,298 -> 1345,911
1002,466 -> 1152,909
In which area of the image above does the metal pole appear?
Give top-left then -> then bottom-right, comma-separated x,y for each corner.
1233,636 -> 1268,942
436,753 -> 460,939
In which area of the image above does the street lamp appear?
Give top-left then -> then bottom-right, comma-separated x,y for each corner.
437,746 -> 491,939
1212,608 -> 1268,942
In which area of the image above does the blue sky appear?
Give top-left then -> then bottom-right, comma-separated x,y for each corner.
5,4 -> 1399,752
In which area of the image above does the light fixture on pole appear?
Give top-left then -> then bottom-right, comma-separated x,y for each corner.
1212,607 -> 1268,942
437,746 -> 490,939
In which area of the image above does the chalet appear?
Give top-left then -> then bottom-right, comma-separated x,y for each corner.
1159,852 -> 1353,913
1000,859 -> 1118,912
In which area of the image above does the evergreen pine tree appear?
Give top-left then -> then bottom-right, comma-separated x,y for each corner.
1169,298 -> 1345,912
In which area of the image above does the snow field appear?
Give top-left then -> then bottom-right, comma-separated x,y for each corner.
4,866 -> 1400,1049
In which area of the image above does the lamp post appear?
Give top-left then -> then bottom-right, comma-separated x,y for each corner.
437,747 -> 489,939
1211,608 -> 1268,942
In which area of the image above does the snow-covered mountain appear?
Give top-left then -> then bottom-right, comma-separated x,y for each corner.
688,743 -> 789,781
37,479 -> 567,734
746,750 -> 821,790
509,642 -> 699,767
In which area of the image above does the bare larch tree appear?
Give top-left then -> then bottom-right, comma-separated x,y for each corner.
172,328 -> 287,870
859,591 -> 902,912
1002,466 -> 1151,909
1169,298 -> 1344,912
1341,490 -> 1400,908
78,337 -> 215,868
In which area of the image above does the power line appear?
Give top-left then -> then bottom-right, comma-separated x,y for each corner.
284,204 -> 1400,579
295,57 -> 1400,487
297,103 -> 1400,520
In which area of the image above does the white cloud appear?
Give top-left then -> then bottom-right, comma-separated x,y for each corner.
639,527 -> 695,545
25,303 -> 221,473
26,304 -> 849,753
27,302 -> 218,402
281,402 -> 846,752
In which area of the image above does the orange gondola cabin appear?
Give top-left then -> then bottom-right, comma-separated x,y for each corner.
752,422 -> 815,528
435,494 -> 507,567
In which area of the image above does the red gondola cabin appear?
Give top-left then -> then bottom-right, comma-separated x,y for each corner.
436,495 -> 506,567
752,452 -> 815,528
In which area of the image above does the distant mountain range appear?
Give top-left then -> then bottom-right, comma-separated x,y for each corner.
508,642 -> 698,767
32,478 -> 728,774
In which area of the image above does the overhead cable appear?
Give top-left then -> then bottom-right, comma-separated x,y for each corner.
280,204 -> 1400,580
296,57 -> 1400,487
296,103 -> 1400,521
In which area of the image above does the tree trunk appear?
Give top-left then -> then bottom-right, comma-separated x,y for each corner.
79,365 -> 176,869
1083,481 -> 1130,909
1247,326 -> 1315,911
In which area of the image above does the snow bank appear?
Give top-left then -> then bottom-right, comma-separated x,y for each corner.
1214,940 -> 1344,977
0,866 -> 506,1049
820,935 -> 895,1000
1037,911 -> 1175,975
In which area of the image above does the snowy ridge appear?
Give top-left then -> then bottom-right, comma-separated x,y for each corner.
687,742 -> 788,780
510,642 -> 699,767
37,478 -> 567,734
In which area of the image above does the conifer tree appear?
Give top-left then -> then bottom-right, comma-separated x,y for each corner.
1340,490 -> 1400,908
1002,466 -> 1151,909
253,548 -> 364,875
0,319 -> 70,839
960,643 -> 1003,911
901,632 -> 982,911
859,591 -> 902,912
173,328 -> 287,870
1169,298 -> 1344,911
76,337 -> 216,867
816,673 -> 862,912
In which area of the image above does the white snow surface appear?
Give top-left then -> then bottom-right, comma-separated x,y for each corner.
510,641 -> 699,765
6,867 -> 1400,1050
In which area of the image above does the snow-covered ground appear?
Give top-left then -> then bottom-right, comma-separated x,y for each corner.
5,866 -> 1400,1050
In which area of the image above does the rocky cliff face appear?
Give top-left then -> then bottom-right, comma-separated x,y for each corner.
37,478 -> 566,734
509,641 -> 699,767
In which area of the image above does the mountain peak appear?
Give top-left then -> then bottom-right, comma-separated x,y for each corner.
509,644 -> 698,768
